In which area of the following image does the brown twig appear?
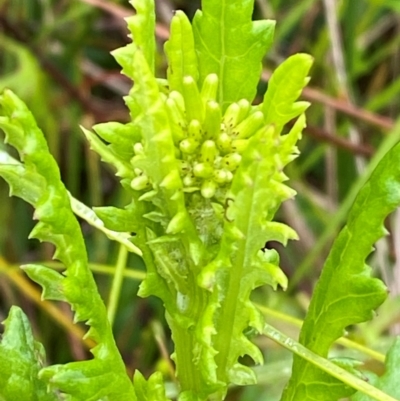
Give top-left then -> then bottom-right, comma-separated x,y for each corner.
78,0 -> 170,40
303,124 -> 374,157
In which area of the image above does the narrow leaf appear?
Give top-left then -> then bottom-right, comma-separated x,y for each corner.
282,141 -> 400,400
197,121 -> 302,394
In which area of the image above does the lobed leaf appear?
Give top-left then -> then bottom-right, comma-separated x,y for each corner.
0,89 -> 136,401
193,0 -> 275,110
281,141 -> 400,400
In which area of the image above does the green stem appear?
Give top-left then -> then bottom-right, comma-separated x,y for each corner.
172,320 -> 199,393
256,304 -> 386,363
214,254 -> 245,381
107,245 -> 128,326
263,323 -> 397,401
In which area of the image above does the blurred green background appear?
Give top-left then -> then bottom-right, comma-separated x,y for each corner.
1,0 -> 400,399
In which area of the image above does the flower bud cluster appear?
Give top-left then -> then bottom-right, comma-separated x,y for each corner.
130,73 -> 266,200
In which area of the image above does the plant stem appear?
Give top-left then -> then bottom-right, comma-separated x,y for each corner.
256,304 -> 386,363
167,270 -> 207,398
107,244 -> 128,326
263,323 -> 398,401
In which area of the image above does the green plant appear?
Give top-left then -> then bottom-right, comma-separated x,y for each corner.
0,0 -> 399,401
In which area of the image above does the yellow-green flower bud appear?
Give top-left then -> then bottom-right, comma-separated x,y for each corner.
203,100 -> 221,140
183,76 -> 203,122
169,90 -> 185,114
178,160 -> 191,174
231,139 -> 249,153
200,73 -> 218,102
201,179 -> 217,198
234,111 -> 264,139
221,153 -> 242,171
133,142 -> 144,155
201,140 -> 218,164
183,174 -> 196,187
237,99 -> 251,123
131,174 -> 150,191
213,169 -> 229,184
216,132 -> 232,154
165,97 -> 186,142
134,168 -> 143,176
193,162 -> 213,178
222,102 -> 241,128
180,137 -> 200,154
188,119 -> 202,142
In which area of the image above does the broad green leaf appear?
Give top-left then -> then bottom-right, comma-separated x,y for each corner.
281,141 -> 400,401
351,337 -> 400,401
193,0 -> 275,109
0,89 -> 136,401
0,306 -> 58,401
261,53 -> 313,133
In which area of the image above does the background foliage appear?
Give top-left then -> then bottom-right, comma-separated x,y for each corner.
1,0 -> 400,399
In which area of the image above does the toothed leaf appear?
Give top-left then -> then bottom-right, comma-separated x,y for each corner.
282,142 -> 400,401
0,89 -> 136,400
